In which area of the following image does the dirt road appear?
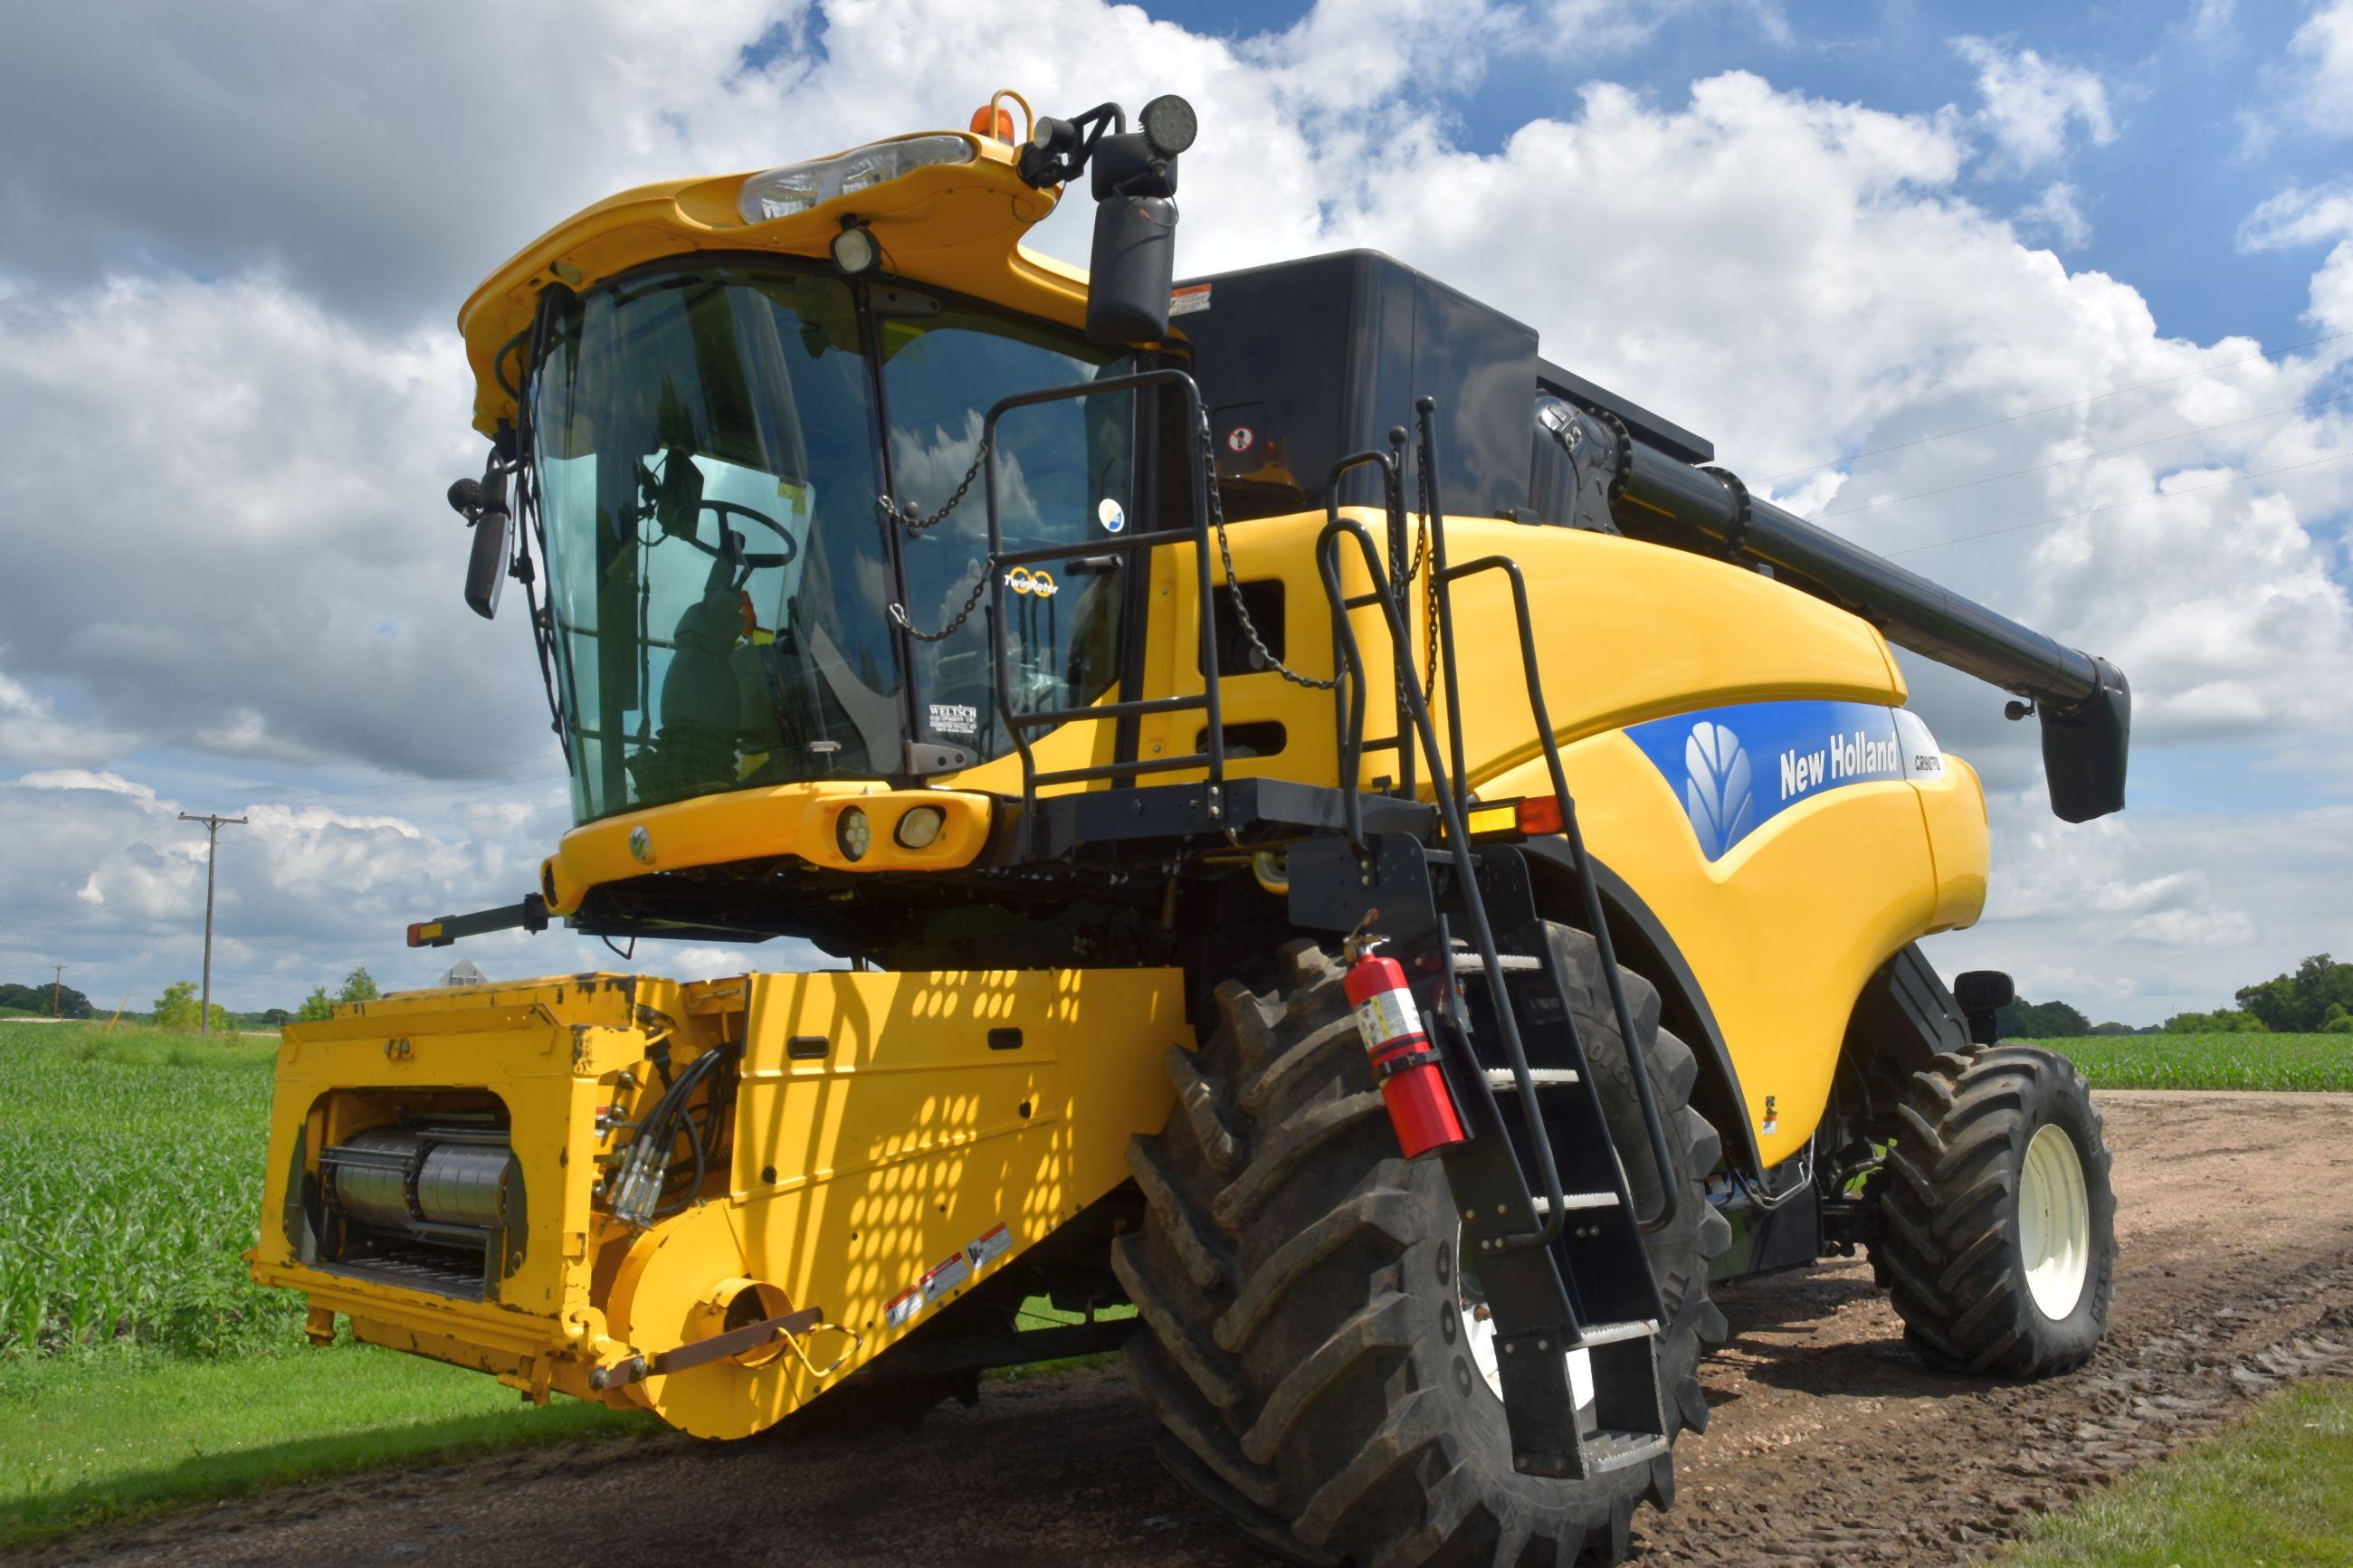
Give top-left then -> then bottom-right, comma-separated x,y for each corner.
39,1091 -> 2353,1566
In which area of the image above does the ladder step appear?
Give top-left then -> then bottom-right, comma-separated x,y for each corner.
1576,1318 -> 1658,1348
1583,1430 -> 1670,1474
1481,1067 -> 1581,1092
1530,1191 -> 1621,1216
1452,952 -> 1543,974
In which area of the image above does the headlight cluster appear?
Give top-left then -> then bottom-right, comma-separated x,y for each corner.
834,803 -> 949,862
738,135 -> 975,224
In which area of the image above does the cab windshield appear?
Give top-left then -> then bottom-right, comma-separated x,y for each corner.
529,260 -> 1136,823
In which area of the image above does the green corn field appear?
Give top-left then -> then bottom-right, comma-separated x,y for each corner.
0,1024 -> 302,1359
2032,1032 -> 2353,1093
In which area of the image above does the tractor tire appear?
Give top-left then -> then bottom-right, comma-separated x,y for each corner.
1873,1044 -> 2117,1378
1114,926 -> 1730,1566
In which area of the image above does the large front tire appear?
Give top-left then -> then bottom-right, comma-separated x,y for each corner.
1114,927 -> 1728,1566
1874,1044 -> 2117,1377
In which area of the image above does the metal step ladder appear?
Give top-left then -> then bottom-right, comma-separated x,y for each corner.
1292,399 -> 1683,1480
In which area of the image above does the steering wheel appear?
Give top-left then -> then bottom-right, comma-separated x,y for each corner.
681,499 -> 799,570
659,496 -> 805,571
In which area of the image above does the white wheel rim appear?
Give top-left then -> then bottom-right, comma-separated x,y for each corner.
2018,1123 -> 2091,1320
1458,1239 -> 1593,1421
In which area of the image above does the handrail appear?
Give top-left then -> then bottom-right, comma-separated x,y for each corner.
1315,511 -> 1570,1253
979,368 -> 1224,841
1437,551 -> 1681,1235
1320,448 -> 1407,847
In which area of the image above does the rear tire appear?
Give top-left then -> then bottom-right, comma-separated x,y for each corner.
1874,1044 -> 2117,1378
1115,927 -> 1729,1566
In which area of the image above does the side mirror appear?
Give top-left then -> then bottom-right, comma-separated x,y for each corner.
465,505 -> 510,620
1087,193 -> 1178,344
1952,969 -> 2015,1046
1084,95 -> 1193,345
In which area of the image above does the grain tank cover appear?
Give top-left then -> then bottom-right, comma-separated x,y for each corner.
1174,251 -> 1539,521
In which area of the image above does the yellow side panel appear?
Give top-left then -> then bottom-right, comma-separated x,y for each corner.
1919,753 -> 1992,934
604,966 -> 1187,1438
1127,508 -> 1397,789
1433,521 -> 1906,791
1485,734 -> 1962,1167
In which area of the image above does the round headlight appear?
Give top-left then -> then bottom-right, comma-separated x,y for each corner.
830,223 -> 880,277
894,805 -> 946,849
836,807 -> 871,861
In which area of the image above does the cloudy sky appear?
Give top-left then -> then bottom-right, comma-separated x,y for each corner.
2,0 -> 2348,1023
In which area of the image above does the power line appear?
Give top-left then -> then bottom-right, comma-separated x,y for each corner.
178,813 -> 247,1038
1817,389 -> 2353,521
1763,327 -> 2353,486
1887,447 -> 2353,556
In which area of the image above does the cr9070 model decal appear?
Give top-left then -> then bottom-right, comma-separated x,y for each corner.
1625,700 -> 1944,861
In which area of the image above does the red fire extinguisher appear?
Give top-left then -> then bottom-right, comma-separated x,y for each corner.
1344,936 -> 1469,1159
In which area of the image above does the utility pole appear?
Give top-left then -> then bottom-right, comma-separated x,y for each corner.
50,964 -> 64,1020
178,813 -> 247,1037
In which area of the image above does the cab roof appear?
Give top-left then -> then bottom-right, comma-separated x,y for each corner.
456,130 -> 1082,436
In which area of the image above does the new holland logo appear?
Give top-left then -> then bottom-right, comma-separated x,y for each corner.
1682,720 -> 1755,860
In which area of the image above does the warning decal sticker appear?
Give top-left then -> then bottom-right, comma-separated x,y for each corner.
884,1288 -> 921,1330
921,1251 -> 971,1305
1169,283 -> 1212,317
966,1222 -> 1014,1271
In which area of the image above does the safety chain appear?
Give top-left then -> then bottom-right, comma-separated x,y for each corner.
1415,446 -> 1441,708
878,437 -> 992,534
888,567 -> 994,643
881,439 -> 996,641
1203,413 -> 1338,690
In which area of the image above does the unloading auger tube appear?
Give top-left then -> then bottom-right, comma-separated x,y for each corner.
1596,422 -> 2131,823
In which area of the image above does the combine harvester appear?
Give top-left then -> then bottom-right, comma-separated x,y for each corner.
252,90 -> 2128,1563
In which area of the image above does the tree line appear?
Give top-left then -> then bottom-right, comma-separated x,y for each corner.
2001,953 -> 2353,1038
0,968 -> 382,1032
0,981 -> 94,1018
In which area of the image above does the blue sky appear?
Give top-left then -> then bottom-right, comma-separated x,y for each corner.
0,0 -> 2348,1022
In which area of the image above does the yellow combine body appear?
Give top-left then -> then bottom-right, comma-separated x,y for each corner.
254,967 -> 1181,1436
251,89 -> 2128,1565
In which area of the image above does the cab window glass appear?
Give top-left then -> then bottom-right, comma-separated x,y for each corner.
880,311 -> 1134,756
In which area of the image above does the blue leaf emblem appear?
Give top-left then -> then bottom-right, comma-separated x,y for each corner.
1682,720 -> 1755,859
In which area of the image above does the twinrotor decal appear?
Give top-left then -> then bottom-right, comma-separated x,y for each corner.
1003,566 -> 1059,598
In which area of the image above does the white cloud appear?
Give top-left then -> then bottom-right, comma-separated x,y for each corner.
2238,178 -> 2353,337
1928,796 -> 2353,1020
2015,180 -> 2092,248
2240,179 -> 2353,251
2285,0 -> 2353,137
1951,34 -> 2118,172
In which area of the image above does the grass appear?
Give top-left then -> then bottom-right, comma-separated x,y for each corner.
0,1341 -> 639,1545
0,1019 -> 643,1545
2031,1032 -> 2353,1092
2010,1381 -> 2353,1566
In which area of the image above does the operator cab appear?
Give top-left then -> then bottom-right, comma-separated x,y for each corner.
527,259 -> 1146,822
